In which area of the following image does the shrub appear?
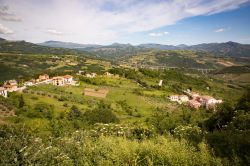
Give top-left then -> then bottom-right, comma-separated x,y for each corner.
173,125 -> 203,147
84,102 -> 119,124
34,103 -> 54,119
67,105 -> 82,120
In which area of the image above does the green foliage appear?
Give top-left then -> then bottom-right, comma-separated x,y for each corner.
0,125 -> 222,166
90,123 -> 155,140
173,125 -> 203,147
157,53 -> 211,69
83,101 -> 119,124
31,102 -> 54,119
79,76 -> 107,85
216,65 -> 250,74
203,91 -> 250,165
204,102 -> 234,131
235,89 -> 250,111
0,96 -> 15,111
0,40 -> 91,55
206,130 -> 250,165
150,108 -> 178,134
67,105 -> 82,120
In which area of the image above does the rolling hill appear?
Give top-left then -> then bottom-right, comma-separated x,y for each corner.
120,50 -> 250,69
38,40 -> 250,58
0,38 -> 93,56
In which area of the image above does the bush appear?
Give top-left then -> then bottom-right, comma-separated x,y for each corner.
33,103 -> 54,119
0,126 -> 223,166
173,125 -> 203,147
67,105 -> 82,120
84,101 -> 119,124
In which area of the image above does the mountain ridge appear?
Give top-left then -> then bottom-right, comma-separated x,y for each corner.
38,40 -> 250,57
0,37 -> 250,58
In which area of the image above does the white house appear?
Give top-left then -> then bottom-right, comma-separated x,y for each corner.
63,75 -> 73,84
179,95 -> 189,103
169,95 -> 189,104
0,87 -> 7,98
169,95 -> 179,102
52,77 -> 65,86
202,96 -> 223,109
24,81 -> 33,86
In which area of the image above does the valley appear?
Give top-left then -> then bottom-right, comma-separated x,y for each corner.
0,38 -> 249,165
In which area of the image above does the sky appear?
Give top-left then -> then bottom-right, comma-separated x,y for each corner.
0,0 -> 250,45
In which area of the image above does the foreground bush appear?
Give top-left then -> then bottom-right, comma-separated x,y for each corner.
0,127 -> 222,166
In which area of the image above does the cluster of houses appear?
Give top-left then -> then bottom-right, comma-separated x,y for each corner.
23,74 -> 78,87
77,71 -> 114,78
0,74 -> 77,98
169,90 -> 223,110
0,71 -> 116,98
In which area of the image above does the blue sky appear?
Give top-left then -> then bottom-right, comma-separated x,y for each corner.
0,0 -> 250,45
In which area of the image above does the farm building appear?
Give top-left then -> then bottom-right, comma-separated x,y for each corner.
24,81 -> 33,86
4,80 -> 18,92
63,75 -> 74,84
39,74 -> 49,81
201,96 -> 223,109
52,77 -> 65,86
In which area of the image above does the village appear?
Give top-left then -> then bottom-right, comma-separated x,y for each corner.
0,71 -> 222,110
0,71 -> 115,98
169,89 -> 223,110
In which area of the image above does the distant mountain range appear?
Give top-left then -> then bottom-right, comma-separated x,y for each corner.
39,40 -> 101,49
0,37 -> 250,58
0,37 -> 93,56
38,40 -> 250,58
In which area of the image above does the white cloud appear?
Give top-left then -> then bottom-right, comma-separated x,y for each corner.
0,23 -> 13,34
214,28 -> 225,33
149,31 -> 169,37
0,5 -> 22,21
46,29 -> 63,35
0,0 -> 249,43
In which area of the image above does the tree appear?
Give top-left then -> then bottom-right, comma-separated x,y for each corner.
83,101 -> 119,124
34,103 -> 54,119
67,105 -> 81,120
204,102 -> 234,131
18,95 -> 25,108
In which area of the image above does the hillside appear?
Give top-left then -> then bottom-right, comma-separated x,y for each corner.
120,50 -> 250,70
39,40 -> 250,58
39,40 -> 101,49
188,41 -> 250,57
0,39 -> 93,56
